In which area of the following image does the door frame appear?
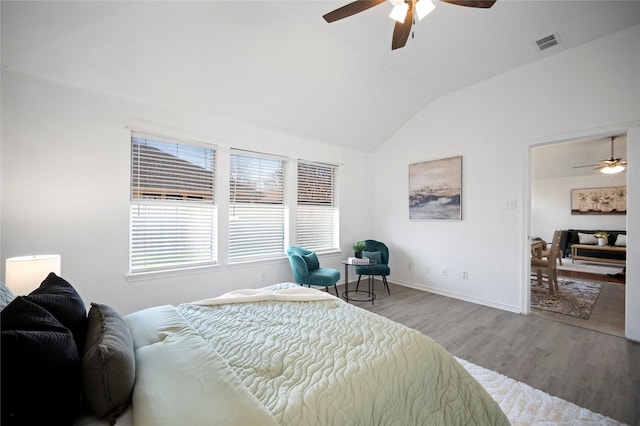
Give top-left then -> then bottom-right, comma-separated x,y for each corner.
522,121 -> 637,332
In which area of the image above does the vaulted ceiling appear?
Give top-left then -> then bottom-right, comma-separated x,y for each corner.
2,1 -> 640,152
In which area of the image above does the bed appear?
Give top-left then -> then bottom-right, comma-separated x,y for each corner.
1,277 -> 509,426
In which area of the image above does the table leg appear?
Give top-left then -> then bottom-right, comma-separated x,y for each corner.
344,264 -> 349,302
369,263 -> 374,305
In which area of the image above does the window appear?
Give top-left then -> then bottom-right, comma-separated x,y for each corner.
296,161 -> 338,251
229,150 -> 286,262
130,133 -> 216,272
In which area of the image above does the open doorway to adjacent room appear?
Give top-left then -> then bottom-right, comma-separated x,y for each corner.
530,135 -> 627,337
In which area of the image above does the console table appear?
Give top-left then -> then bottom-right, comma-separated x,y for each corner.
571,244 -> 626,265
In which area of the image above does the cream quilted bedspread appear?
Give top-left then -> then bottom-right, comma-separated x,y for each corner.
126,285 -> 509,426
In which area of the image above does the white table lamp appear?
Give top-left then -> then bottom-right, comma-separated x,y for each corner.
5,254 -> 61,295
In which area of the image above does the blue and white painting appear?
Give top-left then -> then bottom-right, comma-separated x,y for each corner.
409,156 -> 462,221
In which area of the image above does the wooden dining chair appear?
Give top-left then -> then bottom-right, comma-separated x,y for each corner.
531,230 -> 561,294
541,230 -> 563,265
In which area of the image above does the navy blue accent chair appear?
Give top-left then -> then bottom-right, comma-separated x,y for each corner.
286,246 -> 340,296
355,240 -> 391,294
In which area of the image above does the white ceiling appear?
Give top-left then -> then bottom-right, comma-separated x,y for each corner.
533,135 -> 628,179
2,1 -> 640,152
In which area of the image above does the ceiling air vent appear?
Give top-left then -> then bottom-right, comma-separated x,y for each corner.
535,32 -> 561,52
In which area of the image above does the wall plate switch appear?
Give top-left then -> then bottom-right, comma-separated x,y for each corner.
504,199 -> 517,209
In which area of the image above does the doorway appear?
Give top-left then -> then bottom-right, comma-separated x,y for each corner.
529,135 -> 627,336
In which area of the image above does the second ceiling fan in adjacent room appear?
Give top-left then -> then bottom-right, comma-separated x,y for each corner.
573,136 -> 627,174
323,0 -> 497,50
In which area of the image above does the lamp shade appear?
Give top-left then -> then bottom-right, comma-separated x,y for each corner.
5,254 -> 61,295
600,164 -> 625,174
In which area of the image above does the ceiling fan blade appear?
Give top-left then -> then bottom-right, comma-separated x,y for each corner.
574,137 -> 628,171
573,164 -> 600,169
391,8 -> 413,50
323,0 -> 386,23
439,0 -> 496,8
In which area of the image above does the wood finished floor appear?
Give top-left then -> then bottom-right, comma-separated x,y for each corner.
534,269 -> 626,337
338,280 -> 640,425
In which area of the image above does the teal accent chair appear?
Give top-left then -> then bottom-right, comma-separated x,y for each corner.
286,246 -> 340,296
355,240 -> 391,294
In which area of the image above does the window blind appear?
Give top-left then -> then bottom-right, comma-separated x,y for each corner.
229,150 -> 286,262
296,161 -> 338,251
130,134 -> 216,272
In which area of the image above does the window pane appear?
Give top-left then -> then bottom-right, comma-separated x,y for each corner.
132,135 -> 214,201
230,152 -> 284,204
297,206 -> 338,251
229,205 -> 285,261
131,133 -> 216,272
131,202 -> 216,271
297,162 -> 335,206
296,161 -> 338,251
229,150 -> 286,262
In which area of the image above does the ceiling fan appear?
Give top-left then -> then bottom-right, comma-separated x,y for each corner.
323,0 -> 496,50
573,136 -> 627,174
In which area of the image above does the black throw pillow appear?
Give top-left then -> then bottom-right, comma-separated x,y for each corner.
1,296 -> 82,426
26,272 -> 88,356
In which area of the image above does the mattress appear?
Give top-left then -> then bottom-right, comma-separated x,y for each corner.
125,284 -> 509,425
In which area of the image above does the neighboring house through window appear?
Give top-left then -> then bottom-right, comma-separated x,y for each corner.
130,133 -> 216,272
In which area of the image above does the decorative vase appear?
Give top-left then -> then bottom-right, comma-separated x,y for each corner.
355,251 -> 362,259
598,237 -> 607,246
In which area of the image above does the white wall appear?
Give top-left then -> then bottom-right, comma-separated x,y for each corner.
532,174 -> 627,243
370,24 -> 640,338
0,71 -> 374,314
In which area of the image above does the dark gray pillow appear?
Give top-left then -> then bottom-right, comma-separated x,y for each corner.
82,303 -> 135,423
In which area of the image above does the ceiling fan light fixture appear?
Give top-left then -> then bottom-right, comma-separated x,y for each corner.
389,2 -> 409,23
416,0 -> 435,20
600,164 -> 625,175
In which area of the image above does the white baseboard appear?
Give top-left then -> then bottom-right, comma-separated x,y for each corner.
391,279 -> 522,314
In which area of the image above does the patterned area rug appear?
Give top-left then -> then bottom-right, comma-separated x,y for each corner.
530,278 -> 602,319
457,358 -> 623,425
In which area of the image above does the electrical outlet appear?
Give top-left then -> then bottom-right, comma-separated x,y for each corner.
462,271 -> 469,280
408,262 -> 414,270
441,268 -> 447,277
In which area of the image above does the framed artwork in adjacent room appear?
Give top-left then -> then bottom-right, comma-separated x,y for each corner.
409,155 -> 462,220
571,186 -> 626,215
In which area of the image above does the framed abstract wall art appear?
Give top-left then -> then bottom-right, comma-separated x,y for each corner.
409,155 -> 462,221
571,186 -> 626,215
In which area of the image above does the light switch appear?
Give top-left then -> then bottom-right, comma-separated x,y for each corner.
504,199 -> 517,209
